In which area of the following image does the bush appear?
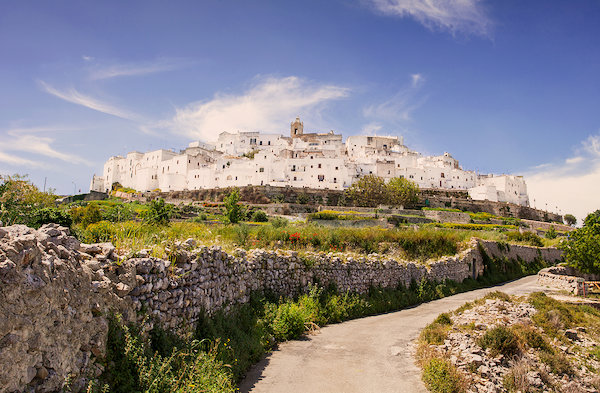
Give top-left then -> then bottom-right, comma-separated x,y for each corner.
250,210 -> 268,222
422,358 -> 465,393
506,231 -> 544,247
70,204 -> 103,227
477,326 -> 521,357
28,207 -> 72,228
140,198 -> 173,225
544,226 -> 557,239
268,302 -> 308,341
270,217 -> 289,228
102,203 -> 136,222
296,193 -> 310,204
234,224 -> 250,246
539,350 -> 574,375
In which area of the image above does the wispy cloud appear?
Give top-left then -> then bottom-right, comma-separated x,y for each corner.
0,127 -> 93,167
158,76 -> 350,141
90,58 -> 190,80
411,73 -> 424,87
39,80 -> 140,120
82,55 -> 94,62
367,0 -> 492,37
364,73 -> 426,122
0,151 -> 42,167
525,133 -> 600,224
360,122 -> 383,135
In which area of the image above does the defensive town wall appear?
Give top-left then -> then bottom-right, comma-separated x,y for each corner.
0,224 -> 562,392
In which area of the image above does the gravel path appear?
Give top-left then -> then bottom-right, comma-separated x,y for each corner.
239,275 -> 549,393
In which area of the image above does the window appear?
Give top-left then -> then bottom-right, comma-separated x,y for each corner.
292,165 -> 296,171
293,176 -> 297,181
259,141 -> 263,145
333,178 -> 337,183
335,166 -> 338,170
259,167 -> 264,173
318,175 -> 325,182
441,173 -> 445,178
318,163 -> 322,168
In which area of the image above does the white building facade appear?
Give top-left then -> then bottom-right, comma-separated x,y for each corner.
90,117 -> 529,206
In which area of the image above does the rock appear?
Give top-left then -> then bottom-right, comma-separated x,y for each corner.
565,329 -> 579,341
36,366 -> 49,380
115,282 -> 131,297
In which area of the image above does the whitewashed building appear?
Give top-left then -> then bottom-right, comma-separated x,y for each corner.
90,117 -> 529,206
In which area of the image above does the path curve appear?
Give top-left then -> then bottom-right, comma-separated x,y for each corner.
239,275 -> 547,393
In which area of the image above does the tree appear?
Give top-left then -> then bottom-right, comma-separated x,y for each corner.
346,174 -> 389,207
387,177 -> 419,207
564,214 -> 577,227
0,174 -> 57,226
223,189 -> 246,224
561,210 -> 600,274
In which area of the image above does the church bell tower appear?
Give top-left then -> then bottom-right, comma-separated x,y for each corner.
291,116 -> 304,138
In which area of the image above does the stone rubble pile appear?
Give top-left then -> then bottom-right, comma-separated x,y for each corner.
435,298 -> 600,393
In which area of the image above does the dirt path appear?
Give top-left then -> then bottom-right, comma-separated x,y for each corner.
239,275 -> 549,393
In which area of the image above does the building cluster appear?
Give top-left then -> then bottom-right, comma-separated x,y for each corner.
90,117 -> 529,206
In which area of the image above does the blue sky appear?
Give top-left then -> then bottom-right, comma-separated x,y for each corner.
1,0 -> 599,222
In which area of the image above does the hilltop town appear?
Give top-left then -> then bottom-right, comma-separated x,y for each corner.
91,117 -> 529,207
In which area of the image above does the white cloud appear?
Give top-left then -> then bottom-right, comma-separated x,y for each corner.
163,76 -> 350,141
39,80 -> 140,120
90,58 -> 188,80
525,133 -> 600,224
411,73 -> 424,87
367,0 -> 492,36
0,151 -> 42,167
364,74 -> 426,122
0,128 -> 93,167
82,55 -> 94,62
360,122 -> 383,135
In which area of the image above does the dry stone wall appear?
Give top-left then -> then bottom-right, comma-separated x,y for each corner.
0,224 -> 562,393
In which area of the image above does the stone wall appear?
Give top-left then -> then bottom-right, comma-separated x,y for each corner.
537,266 -> 600,295
0,224 -> 562,393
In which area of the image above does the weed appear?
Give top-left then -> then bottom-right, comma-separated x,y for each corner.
422,357 -> 466,393
477,326 -> 521,357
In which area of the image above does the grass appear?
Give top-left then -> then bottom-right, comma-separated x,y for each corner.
421,358 -> 466,393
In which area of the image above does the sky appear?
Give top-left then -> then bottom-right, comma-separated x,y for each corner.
0,0 -> 599,223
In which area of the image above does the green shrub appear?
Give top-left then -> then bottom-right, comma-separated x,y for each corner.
434,313 -> 453,326
70,203 -> 103,227
250,210 -> 268,222
477,326 -> 521,357
269,302 -> 307,341
140,198 -> 173,225
421,323 -> 450,345
483,291 -> 512,302
544,227 -> 557,239
296,193 -> 310,204
270,217 -> 289,228
539,350 -> 574,375
234,224 -> 250,246
102,203 -> 136,222
422,358 -> 465,393
506,231 -> 543,247
28,207 -> 72,228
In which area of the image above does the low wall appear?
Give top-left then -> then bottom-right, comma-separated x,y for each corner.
537,266 -> 600,295
0,224 -> 562,393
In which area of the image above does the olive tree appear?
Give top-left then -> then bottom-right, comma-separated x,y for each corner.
345,174 -> 389,207
387,177 -> 419,207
